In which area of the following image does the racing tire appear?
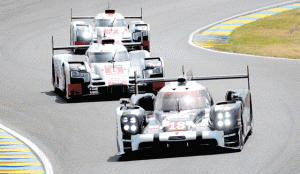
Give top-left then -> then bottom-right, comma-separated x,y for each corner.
234,126 -> 244,152
248,95 -> 253,136
64,76 -> 72,102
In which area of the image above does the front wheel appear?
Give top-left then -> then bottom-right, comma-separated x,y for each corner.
234,126 -> 244,152
64,76 -> 72,102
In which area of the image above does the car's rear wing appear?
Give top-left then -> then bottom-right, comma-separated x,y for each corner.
51,36 -> 90,55
51,35 -> 147,55
131,66 -> 251,93
124,8 -> 143,20
71,8 -> 94,21
71,8 -> 143,21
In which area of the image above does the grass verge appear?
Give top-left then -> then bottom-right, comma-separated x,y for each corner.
215,8 -> 300,59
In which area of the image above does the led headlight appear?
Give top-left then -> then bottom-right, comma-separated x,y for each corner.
131,125 -> 137,131
225,112 -> 231,118
124,125 -> 129,131
145,61 -> 162,69
71,71 -> 85,78
217,113 -> 223,119
225,120 -> 231,126
122,117 -> 128,123
130,117 -> 136,123
217,121 -> 224,127
82,32 -> 92,39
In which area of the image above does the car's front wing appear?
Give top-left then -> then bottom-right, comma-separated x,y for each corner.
127,130 -> 224,152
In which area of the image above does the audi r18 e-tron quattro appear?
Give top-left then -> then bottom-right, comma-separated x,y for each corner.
51,37 -> 164,101
116,68 -> 253,155
70,8 -> 150,52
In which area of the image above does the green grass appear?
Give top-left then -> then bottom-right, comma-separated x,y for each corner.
215,8 -> 300,59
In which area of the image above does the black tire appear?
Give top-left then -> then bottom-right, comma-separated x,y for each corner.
64,75 -> 72,102
249,94 -> 254,136
236,128 -> 244,152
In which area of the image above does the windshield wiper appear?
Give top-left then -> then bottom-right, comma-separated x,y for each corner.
109,17 -> 116,28
108,48 -> 118,68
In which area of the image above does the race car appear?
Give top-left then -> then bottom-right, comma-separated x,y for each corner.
116,67 -> 253,155
70,8 -> 150,52
51,37 -> 164,101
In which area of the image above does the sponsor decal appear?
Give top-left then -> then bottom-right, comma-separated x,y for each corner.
148,125 -> 159,130
168,121 -> 186,131
67,84 -> 82,96
104,67 -> 127,86
104,30 -> 119,36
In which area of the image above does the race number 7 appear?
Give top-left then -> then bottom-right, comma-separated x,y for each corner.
168,121 -> 186,131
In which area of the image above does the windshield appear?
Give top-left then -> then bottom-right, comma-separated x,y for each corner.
95,19 -> 126,27
155,90 -> 209,112
89,51 -> 129,63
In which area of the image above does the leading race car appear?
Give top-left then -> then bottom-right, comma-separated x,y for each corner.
116,68 -> 253,155
70,8 -> 150,52
52,37 -> 164,101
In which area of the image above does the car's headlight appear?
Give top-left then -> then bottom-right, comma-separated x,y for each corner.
145,61 -> 162,69
122,117 -> 128,123
121,115 -> 140,135
82,32 -> 92,39
217,121 -> 224,127
71,71 -> 84,78
216,111 -> 233,128
131,125 -> 137,131
130,117 -> 136,123
225,120 -> 231,126
225,112 -> 231,118
144,67 -> 163,78
217,113 -> 223,119
124,125 -> 130,131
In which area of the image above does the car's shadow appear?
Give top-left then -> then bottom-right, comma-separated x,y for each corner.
42,90 -> 132,104
108,145 -> 237,162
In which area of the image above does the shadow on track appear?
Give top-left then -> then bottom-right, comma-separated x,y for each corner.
108,145 -> 237,162
42,90 -> 131,104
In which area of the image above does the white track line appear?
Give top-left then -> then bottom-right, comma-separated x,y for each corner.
188,0 -> 300,61
0,106 -> 53,174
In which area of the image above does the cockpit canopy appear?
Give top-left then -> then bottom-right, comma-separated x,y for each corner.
154,90 -> 209,112
95,19 -> 126,27
88,51 -> 129,63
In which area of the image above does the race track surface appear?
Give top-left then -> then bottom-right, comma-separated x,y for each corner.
1,0 -> 300,173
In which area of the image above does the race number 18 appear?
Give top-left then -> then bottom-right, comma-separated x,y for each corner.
168,121 -> 186,131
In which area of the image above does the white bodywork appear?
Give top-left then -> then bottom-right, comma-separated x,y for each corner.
52,41 -> 164,99
71,9 -> 150,51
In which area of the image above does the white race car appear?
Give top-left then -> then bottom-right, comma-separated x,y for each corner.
52,37 -> 164,101
70,8 -> 150,52
116,68 -> 253,155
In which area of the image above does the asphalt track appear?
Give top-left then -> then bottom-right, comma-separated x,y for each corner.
1,0 -> 300,173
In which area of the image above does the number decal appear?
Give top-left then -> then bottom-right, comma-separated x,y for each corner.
168,121 -> 186,131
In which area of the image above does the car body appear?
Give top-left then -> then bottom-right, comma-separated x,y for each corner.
116,68 -> 253,155
71,8 -> 150,52
52,37 -> 164,101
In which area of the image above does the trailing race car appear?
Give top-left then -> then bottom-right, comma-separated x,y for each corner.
116,67 -> 253,155
51,37 -> 164,101
70,8 -> 150,52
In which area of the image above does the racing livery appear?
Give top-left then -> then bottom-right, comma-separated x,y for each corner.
52,37 -> 164,101
116,68 -> 253,154
71,8 -> 150,52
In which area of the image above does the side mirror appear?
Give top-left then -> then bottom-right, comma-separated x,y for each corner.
131,93 -> 155,111
232,93 -> 242,101
120,98 -> 130,106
